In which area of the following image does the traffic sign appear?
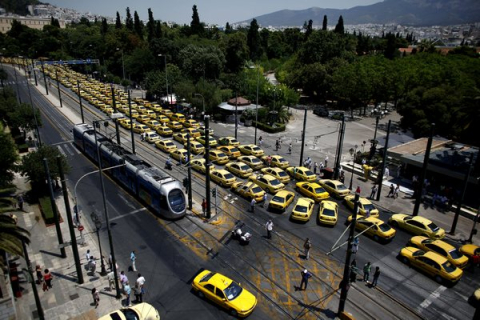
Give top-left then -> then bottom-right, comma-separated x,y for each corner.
78,225 -> 84,232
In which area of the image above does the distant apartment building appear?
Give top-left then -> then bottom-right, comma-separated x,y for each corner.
0,15 -> 66,33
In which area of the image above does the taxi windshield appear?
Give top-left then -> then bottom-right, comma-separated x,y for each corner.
442,261 -> 456,273
224,282 -> 243,301
224,173 -> 234,180
240,165 -> 250,171
315,188 -> 326,194
337,184 -> 348,191
252,187 -> 262,193
448,249 -> 463,260
427,222 -> 440,232
364,204 -> 376,211
378,223 -> 391,232
270,179 -> 280,186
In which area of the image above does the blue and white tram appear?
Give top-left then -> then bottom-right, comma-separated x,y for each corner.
73,123 -> 186,219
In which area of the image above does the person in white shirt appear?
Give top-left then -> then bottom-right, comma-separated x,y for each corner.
135,273 -> 146,303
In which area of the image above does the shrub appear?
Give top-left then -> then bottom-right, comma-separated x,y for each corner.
253,121 -> 286,133
39,196 -> 57,224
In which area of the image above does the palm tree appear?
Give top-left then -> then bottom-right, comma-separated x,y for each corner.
0,215 -> 30,269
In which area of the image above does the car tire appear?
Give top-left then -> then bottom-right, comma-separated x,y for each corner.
390,221 -> 399,228
401,256 -> 409,265
197,291 -> 205,299
373,235 -> 380,242
229,309 -> 238,317
435,275 -> 443,284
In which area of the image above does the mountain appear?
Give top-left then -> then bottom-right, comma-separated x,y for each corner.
239,0 -> 480,27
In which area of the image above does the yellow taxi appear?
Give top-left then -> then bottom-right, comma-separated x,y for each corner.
170,113 -> 186,123
318,201 -> 338,226
237,156 -> 264,171
196,135 -> 218,147
136,114 -> 151,124
347,216 -> 396,242
261,155 -> 290,169
210,169 -> 237,187
198,126 -> 214,136
344,195 -> 379,217
155,139 -> 177,153
248,174 -> 285,194
151,104 -> 163,113
136,105 -> 149,114
217,146 -> 241,159
104,107 -> 115,115
290,198 -> 315,222
218,136 -> 240,147
167,121 -> 183,131
209,150 -> 229,164
161,109 -> 174,119
225,162 -> 253,178
133,124 -> 150,133
295,182 -> 329,202
157,115 -> 170,123
286,166 -> 316,182
190,159 -> 215,174
144,110 -> 156,119
399,247 -> 463,284
173,132 -> 189,144
260,167 -> 290,184
144,131 -> 160,143
238,144 -> 264,157
183,119 -> 200,128
459,244 -> 480,262
98,302 -> 160,320
156,125 -> 173,137
389,214 -> 445,240
408,236 -> 469,268
268,190 -> 295,212
118,118 -> 132,129
146,120 -> 162,131
183,139 -> 205,154
231,181 -> 266,202
181,128 -> 201,138
126,109 -> 140,119
170,149 -> 189,163
117,105 -> 129,113
318,179 -> 351,198
192,270 -> 257,318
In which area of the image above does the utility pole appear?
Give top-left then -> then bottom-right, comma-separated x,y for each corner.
77,82 -> 84,123
205,115 -> 212,219
299,108 -> 307,166
54,68 -> 63,108
449,153 -> 475,234
111,84 -> 120,145
128,90 -> 136,154
234,92 -> 238,140
22,241 -> 44,320
334,115 -> 346,180
338,191 -> 360,315
413,124 -> 435,217
187,134 -> 193,210
57,156 -> 83,284
43,158 -> 66,258
376,120 -> 391,201
41,60 -> 48,95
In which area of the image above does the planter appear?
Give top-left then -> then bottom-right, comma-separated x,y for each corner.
244,119 -> 252,127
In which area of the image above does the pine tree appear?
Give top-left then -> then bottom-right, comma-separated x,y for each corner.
190,5 -> 204,36
134,11 -> 143,37
334,15 -> 344,34
147,8 -> 156,41
101,18 -> 108,35
305,19 -> 313,39
115,11 -> 122,29
322,15 -> 327,31
155,21 -> 162,39
225,22 -> 233,34
247,18 -> 262,61
126,7 -> 134,31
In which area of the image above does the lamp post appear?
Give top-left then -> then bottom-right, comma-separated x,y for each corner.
90,212 -> 107,275
117,48 -> 125,83
349,145 -> 358,190
194,93 -> 205,114
253,65 -> 260,145
158,54 -> 169,106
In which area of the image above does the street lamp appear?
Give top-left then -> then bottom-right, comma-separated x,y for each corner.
158,54 -> 169,106
90,212 -> 107,275
117,48 -> 125,82
193,93 -> 205,114
249,64 -> 261,145
349,145 -> 358,190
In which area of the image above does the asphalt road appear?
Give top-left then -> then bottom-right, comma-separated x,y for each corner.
6,65 -> 479,319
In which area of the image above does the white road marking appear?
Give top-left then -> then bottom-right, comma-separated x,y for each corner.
109,207 -> 146,222
417,286 -> 447,312
57,145 -> 67,156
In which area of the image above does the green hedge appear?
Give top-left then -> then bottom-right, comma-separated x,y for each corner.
39,196 -> 56,224
253,121 -> 286,133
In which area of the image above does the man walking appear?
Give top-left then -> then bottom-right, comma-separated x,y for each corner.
201,198 -> 207,216
371,266 -> 381,287
250,198 -> 256,213
299,269 -> 312,290
363,262 -> 371,283
303,238 -> 312,260
288,143 -> 292,154
387,184 -> 395,197
119,270 -> 128,289
17,194 -> 24,211
324,156 -> 329,167
135,273 -> 146,303
350,259 -> 357,283
369,184 -> 378,199
265,219 -> 273,239
124,281 -> 132,306
263,193 -> 268,208
313,162 -> 318,175
130,251 -> 137,272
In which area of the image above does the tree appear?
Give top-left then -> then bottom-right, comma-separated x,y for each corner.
322,15 -> 328,31
133,11 -> 143,37
115,11 -> 122,29
147,8 -> 156,42
0,131 -> 18,188
334,15 -> 344,35
225,22 -> 233,34
125,7 -> 134,31
223,32 -> 249,73
0,215 -> 30,268
101,18 -> 108,36
304,20 -> 313,40
247,19 -> 262,61
190,5 -> 204,36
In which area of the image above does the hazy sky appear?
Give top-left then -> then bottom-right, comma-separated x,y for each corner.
45,0 -> 383,25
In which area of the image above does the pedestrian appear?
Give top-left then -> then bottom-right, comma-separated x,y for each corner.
108,254 -> 113,271
250,198 -> 256,213
288,143 -> 292,154
119,270 -> 128,289
267,155 -> 272,167
130,251 -> 137,272
384,167 -> 390,179
324,156 -> 329,167
201,198 -> 207,216
17,194 -> 24,211
263,193 -> 268,208
140,132 -> 145,141
86,249 -> 91,265
387,184 -> 394,197
124,281 -> 132,306
36,265 -> 43,284
107,271 -> 115,291
365,209 -> 371,218
135,273 -> 146,303
43,269 -> 53,290
352,237 -> 359,254
339,171 -> 345,183
299,269 -> 312,290
350,259 -> 357,283
363,262 -> 371,283
314,162 -> 318,175
371,267 -> 381,287
92,288 -> 100,308
275,139 -> 280,151
369,185 -> 378,199
258,136 -> 263,146
265,219 -> 273,239
394,184 -> 400,199
89,257 -> 97,275
355,186 -> 361,195
303,238 -> 312,260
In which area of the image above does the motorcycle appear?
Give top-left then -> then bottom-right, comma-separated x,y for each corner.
231,225 -> 252,245
165,161 -> 173,171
